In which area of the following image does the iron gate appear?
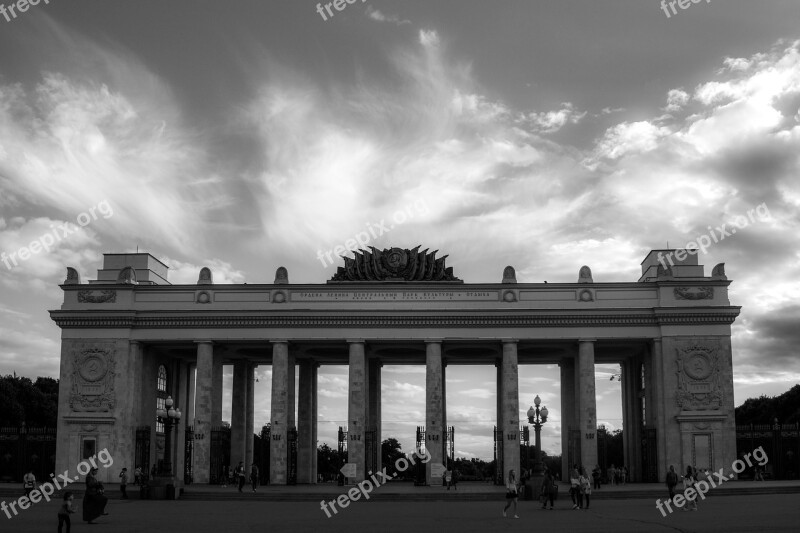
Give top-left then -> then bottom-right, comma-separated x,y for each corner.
210,426 -> 231,485
521,426 -> 530,473
183,425 -> 194,484
0,426 -> 56,483
287,427 -> 298,485
446,426 -> 455,468
415,426 -> 426,485
135,426 -> 151,478
338,426 -> 347,483
737,422 -> 800,480
256,424 -> 270,484
365,429 -> 377,476
493,426 -> 503,485
641,427 -> 658,482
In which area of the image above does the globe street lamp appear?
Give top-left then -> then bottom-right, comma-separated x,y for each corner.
526,395 -> 549,480
157,396 -> 181,475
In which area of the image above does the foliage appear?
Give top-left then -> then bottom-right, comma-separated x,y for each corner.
0,375 -> 59,426
735,384 -> 800,425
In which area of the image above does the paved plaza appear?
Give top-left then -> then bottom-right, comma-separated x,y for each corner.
3,492 -> 798,532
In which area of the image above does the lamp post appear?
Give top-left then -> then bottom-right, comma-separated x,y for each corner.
157,396 -> 182,476
526,395 -> 549,480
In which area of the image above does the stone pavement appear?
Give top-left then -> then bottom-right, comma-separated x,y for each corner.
2,492 -> 798,532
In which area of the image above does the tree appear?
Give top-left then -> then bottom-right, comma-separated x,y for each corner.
317,443 -> 345,481
735,385 -> 800,425
0,375 -> 59,426
382,438 -> 405,478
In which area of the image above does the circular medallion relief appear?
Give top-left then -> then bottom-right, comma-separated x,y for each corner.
386,248 -> 407,272
79,355 -> 107,382
685,353 -> 712,380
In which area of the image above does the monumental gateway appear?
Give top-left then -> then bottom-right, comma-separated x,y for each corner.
50,247 -> 739,486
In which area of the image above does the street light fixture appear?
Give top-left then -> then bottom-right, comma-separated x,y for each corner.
527,395 -> 549,482
158,395 -> 181,476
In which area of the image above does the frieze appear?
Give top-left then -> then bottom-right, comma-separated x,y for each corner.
675,343 -> 723,411
69,345 -> 117,412
674,287 -> 714,300
77,290 -> 117,304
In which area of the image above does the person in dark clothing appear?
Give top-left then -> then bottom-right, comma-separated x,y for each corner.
250,464 -> 260,492
666,465 -> 679,501
82,468 -> 108,524
119,468 -> 129,499
236,461 -> 246,492
540,470 -> 556,510
58,491 -> 75,533
592,465 -> 602,489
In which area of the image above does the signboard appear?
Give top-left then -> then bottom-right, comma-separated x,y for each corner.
292,291 -> 498,302
430,463 -> 446,478
340,463 -> 357,477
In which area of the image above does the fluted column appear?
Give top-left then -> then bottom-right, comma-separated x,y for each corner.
577,340 -> 598,470
425,341 -> 444,484
347,340 -> 367,483
500,340 -> 520,482
194,341 -> 213,483
270,341 -> 295,484
559,358 -> 576,481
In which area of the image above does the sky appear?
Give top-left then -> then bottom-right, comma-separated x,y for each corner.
0,0 -> 799,460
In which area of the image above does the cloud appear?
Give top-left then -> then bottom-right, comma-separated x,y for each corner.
520,102 -> 587,133
365,6 -> 411,25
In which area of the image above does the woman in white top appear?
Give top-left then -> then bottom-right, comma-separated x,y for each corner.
502,469 -> 519,518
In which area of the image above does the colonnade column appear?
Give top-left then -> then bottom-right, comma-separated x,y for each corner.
621,360 -> 632,477
211,354 -> 223,427
186,363 -> 196,430
174,360 -> 188,481
270,341 -> 295,484
652,339 -> 666,481
246,363 -> 255,470
367,358 -> 382,476
577,340 -> 598,470
559,358 -> 576,481
298,360 -> 318,483
425,341 -> 444,485
231,361 -> 249,470
500,340 -> 520,482
193,341 -> 214,483
347,340 -> 367,483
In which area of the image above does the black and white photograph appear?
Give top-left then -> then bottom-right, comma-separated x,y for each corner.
1,1 -> 799,531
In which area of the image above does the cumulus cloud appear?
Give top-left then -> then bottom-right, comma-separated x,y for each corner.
365,6 -> 411,25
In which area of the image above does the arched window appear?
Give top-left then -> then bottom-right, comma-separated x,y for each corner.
156,365 -> 168,434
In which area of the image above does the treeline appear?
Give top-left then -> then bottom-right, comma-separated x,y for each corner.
735,384 -> 800,425
0,374 -> 59,426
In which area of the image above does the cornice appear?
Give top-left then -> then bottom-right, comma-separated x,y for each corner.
49,307 -> 741,329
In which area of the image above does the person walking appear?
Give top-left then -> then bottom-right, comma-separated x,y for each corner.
592,464 -> 601,489
23,469 -> 36,497
58,491 -> 75,533
540,469 -> 556,510
580,467 -> 592,509
445,469 -> 452,490
450,468 -> 458,490
607,464 -> 616,486
82,467 -> 108,524
250,464 -> 260,492
666,465 -> 679,501
236,461 -> 246,493
502,469 -> 519,518
569,464 -> 581,509
119,468 -> 129,499
134,467 -> 142,486
682,466 -> 698,511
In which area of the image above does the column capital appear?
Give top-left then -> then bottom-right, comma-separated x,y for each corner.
194,340 -> 214,345
270,339 -> 289,345
501,339 -> 518,345
652,337 -> 663,344
424,339 -> 443,344
129,340 -> 141,346
578,338 -> 597,344
346,339 -> 365,344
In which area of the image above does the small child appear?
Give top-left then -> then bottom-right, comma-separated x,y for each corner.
119,468 -> 129,499
58,491 -> 75,533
